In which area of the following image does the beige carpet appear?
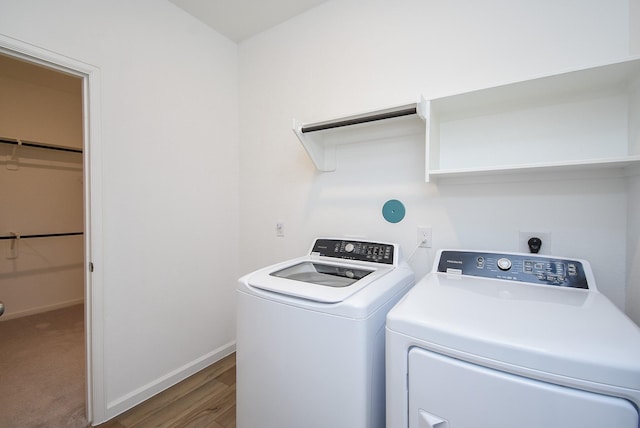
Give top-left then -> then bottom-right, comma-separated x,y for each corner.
0,304 -> 87,427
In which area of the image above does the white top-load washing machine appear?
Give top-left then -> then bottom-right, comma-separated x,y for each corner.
237,238 -> 414,428
386,249 -> 640,428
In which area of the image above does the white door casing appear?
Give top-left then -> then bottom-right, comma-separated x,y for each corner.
0,33 -> 105,424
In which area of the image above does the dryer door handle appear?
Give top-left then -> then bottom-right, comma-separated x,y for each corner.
418,409 -> 448,428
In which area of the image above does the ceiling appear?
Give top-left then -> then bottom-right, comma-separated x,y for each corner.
169,0 -> 328,43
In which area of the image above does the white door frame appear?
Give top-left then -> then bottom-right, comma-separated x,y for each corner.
0,34 -> 105,424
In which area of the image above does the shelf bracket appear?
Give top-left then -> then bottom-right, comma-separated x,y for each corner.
6,139 -> 20,171
293,118 -> 336,171
7,232 -> 19,259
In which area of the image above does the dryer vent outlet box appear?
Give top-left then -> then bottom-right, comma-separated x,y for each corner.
519,231 -> 551,254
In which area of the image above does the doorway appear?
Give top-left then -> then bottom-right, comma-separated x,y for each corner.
0,51 -> 86,426
0,35 -> 104,425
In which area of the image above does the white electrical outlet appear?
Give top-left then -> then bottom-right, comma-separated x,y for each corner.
417,226 -> 432,248
518,231 -> 551,254
276,222 -> 285,237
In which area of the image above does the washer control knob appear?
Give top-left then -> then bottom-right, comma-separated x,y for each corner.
497,257 -> 512,271
344,243 -> 355,253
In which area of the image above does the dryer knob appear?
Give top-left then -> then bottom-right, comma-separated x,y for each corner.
345,243 -> 355,252
497,257 -> 512,271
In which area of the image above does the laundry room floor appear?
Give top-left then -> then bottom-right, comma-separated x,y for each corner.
0,304 -> 236,427
95,353 -> 236,428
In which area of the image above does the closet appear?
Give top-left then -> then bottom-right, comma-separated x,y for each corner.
0,52 -> 86,426
0,53 -> 84,320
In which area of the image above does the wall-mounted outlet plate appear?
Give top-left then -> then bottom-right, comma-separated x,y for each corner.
519,231 -> 552,254
417,226 -> 432,248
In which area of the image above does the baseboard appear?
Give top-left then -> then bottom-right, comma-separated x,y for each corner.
0,298 -> 84,321
103,340 -> 236,421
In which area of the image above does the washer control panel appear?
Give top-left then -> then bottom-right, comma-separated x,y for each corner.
437,250 -> 589,289
311,239 -> 395,265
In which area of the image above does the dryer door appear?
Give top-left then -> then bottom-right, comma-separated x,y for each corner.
408,347 -> 638,428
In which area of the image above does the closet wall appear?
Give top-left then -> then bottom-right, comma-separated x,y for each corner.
0,54 -> 84,320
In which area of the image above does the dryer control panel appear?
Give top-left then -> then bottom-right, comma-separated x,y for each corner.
311,239 -> 395,265
437,250 -> 589,289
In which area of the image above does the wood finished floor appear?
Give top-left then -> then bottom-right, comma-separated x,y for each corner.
95,353 -> 236,428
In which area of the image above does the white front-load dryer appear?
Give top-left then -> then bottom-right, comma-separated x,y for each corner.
386,250 -> 640,428
237,238 -> 414,428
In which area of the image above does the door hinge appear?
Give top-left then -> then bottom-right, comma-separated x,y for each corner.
89,262 -> 94,272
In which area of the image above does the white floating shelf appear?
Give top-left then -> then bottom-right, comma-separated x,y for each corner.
426,56 -> 640,182
293,57 -> 640,182
429,156 -> 640,180
293,100 -> 427,171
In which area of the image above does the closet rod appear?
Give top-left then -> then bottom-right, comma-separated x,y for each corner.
0,137 -> 83,154
0,232 -> 83,241
300,104 -> 418,134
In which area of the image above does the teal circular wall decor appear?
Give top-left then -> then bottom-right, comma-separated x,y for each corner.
382,199 -> 405,223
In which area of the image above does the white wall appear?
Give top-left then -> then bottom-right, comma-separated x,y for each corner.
238,0 -> 636,313
628,72 -> 640,324
0,0 -> 239,422
629,173 -> 640,324
0,58 -> 84,319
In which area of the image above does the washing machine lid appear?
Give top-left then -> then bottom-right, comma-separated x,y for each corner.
386,256 -> 640,392
247,257 -> 394,303
270,261 -> 374,288
245,238 -> 401,303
